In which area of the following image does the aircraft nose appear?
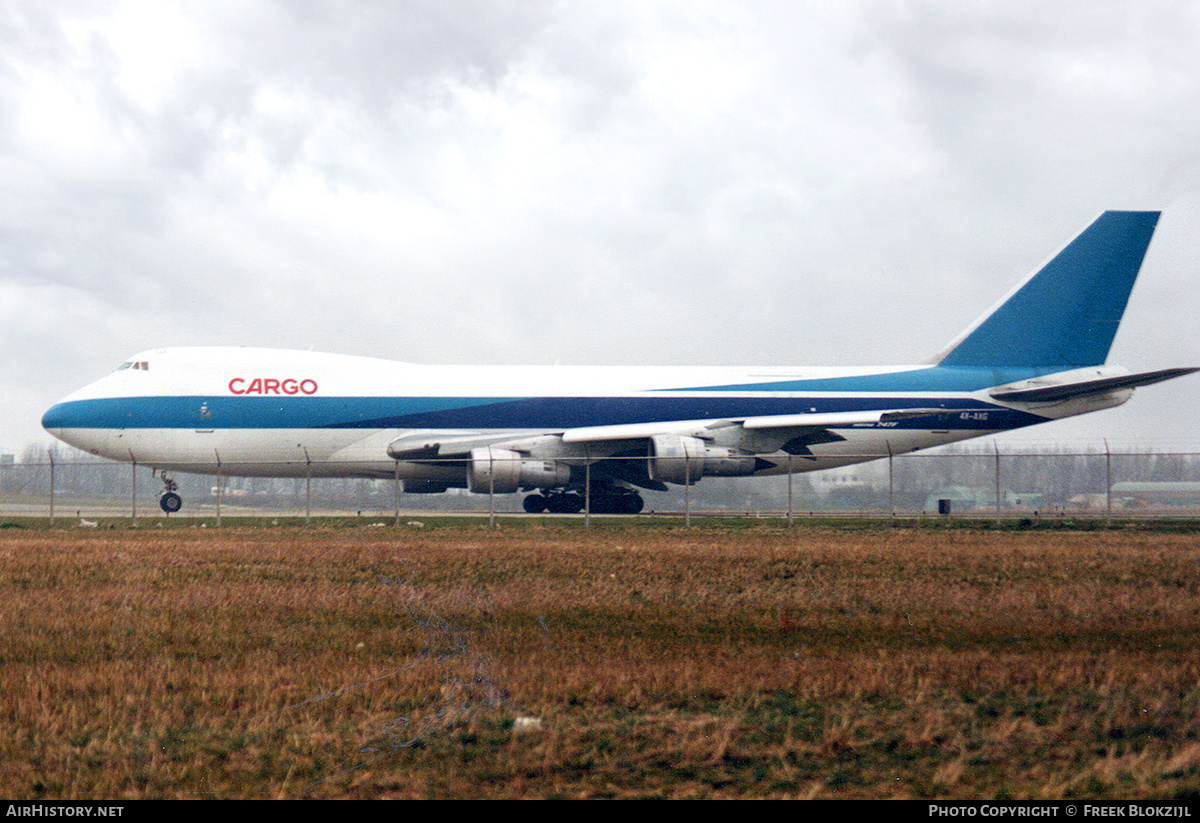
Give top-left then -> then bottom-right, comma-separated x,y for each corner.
41,401 -> 68,434
42,396 -> 94,440
41,396 -> 122,458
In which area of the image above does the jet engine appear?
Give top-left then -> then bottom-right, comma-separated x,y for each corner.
467,447 -> 572,494
647,434 -> 759,485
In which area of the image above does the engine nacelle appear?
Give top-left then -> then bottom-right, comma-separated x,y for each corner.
467,447 -> 572,494
647,434 -> 759,485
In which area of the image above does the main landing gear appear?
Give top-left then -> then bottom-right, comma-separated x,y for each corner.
522,489 -> 644,514
523,491 -> 583,513
158,472 -> 183,513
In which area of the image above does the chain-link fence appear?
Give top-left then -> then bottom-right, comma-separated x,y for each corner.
2,445 -> 1199,524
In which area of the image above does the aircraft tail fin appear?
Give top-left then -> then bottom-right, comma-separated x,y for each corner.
935,211 -> 1161,369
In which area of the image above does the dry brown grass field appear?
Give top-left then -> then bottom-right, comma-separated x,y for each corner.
2,518 -> 1200,799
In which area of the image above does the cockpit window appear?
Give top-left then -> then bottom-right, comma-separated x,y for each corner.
116,361 -> 149,371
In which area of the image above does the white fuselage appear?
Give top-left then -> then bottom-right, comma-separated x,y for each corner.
41,347 -> 1125,485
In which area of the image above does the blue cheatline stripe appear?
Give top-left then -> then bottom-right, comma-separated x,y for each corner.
666,365 -> 1052,393
939,210 -> 1160,368
41,364 -> 1053,433
43,392 -> 1046,432
41,395 -> 503,431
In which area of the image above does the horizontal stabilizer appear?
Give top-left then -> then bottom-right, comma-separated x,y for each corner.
989,367 -> 1199,403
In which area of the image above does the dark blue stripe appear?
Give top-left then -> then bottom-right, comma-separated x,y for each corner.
42,396 -> 500,431
673,365 -> 1053,393
43,393 -> 1044,432
43,364 -> 1052,433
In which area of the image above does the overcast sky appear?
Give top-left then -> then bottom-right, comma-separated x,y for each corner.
4,0 -> 1200,454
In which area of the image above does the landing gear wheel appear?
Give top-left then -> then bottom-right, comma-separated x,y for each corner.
523,494 -> 547,513
544,492 -> 584,514
590,492 -> 644,514
157,471 -> 182,513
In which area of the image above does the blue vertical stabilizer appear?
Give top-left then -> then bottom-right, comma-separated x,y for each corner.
937,211 -> 1160,368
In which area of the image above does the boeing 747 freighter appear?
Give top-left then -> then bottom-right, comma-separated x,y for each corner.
42,211 -> 1196,513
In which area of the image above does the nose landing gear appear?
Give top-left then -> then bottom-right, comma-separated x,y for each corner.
158,472 -> 183,513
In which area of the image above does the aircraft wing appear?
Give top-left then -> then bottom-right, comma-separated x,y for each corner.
560,408 -> 954,443
738,408 -> 954,430
388,408 -> 960,460
560,419 -> 729,443
989,367 -> 1199,403
386,430 -> 523,460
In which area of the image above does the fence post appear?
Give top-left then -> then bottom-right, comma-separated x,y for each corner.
393,460 -> 401,527
1105,439 -> 1112,528
48,452 -> 55,526
302,448 -> 311,527
488,447 -> 495,529
215,450 -> 222,528
994,441 -> 1001,526
683,453 -> 691,527
786,454 -> 793,527
584,446 -> 591,529
887,442 -> 894,526
130,456 -> 137,527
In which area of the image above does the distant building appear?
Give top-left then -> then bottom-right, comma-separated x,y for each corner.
923,486 -> 1046,513
1110,482 -> 1200,508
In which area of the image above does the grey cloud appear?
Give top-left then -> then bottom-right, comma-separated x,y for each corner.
2,1 -> 1200,451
